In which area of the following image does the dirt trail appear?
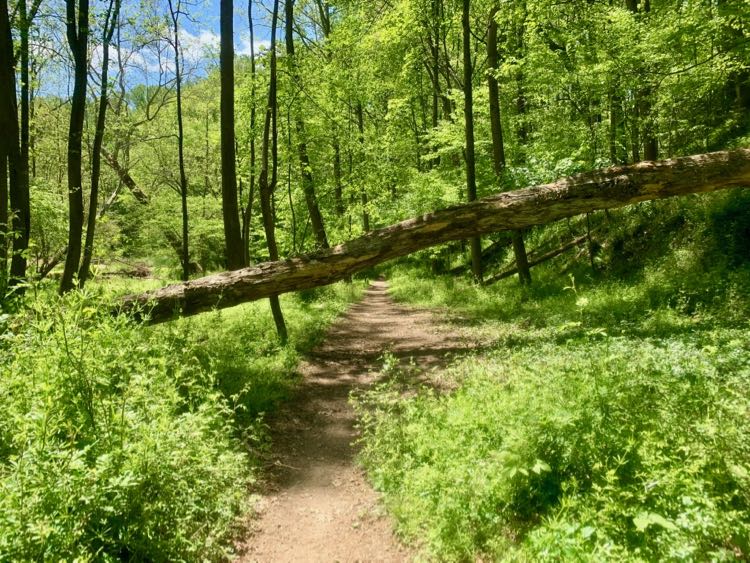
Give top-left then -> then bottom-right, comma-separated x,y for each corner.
238,280 -> 466,562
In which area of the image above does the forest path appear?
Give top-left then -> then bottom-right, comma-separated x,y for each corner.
237,280 -> 467,562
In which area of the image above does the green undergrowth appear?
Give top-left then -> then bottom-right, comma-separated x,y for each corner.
0,279 -> 363,561
356,193 -> 750,561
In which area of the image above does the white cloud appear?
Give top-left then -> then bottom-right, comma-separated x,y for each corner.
237,32 -> 271,57
88,28 -> 269,83
180,28 -> 220,63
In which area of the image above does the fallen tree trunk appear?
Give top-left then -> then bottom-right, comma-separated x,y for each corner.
101,148 -> 150,205
485,234 -> 588,284
119,149 -> 750,323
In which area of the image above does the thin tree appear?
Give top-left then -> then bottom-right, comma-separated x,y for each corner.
79,0 -> 121,286
285,0 -> 329,249
311,0 -> 344,218
258,0 -> 287,343
243,0 -> 258,265
0,0 -> 13,289
0,155 -> 6,291
167,0 -> 190,281
13,0 -> 42,285
355,101 -> 370,232
462,0 -> 481,281
220,0 -> 245,269
60,0 -> 90,293
487,5 -> 531,285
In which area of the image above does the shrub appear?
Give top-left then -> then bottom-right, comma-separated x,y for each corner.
0,292 -> 251,561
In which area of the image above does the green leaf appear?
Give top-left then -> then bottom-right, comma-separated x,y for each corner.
633,511 -> 678,532
532,459 -> 551,474
581,526 -> 596,539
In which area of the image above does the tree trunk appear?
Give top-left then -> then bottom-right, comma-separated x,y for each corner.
355,102 -> 370,233
0,152 -> 7,288
638,0 -> 658,161
486,234 -> 588,284
244,0 -> 258,264
1,0 -> 29,289
258,0 -> 287,343
60,0 -> 90,294
487,5 -> 530,285
220,0 -> 245,270
118,149 -> 750,323
642,89 -> 658,161
0,0 -> 13,288
167,0 -> 190,282
100,148 -> 150,204
15,0 -> 31,283
487,7 -> 505,173
333,140 -> 344,216
79,0 -> 120,287
286,0 -> 329,250
463,0 -> 482,281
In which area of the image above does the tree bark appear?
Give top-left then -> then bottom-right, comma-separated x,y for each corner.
462,0 -> 482,281
118,149 -> 750,322
60,0 -> 90,293
220,0 -> 245,270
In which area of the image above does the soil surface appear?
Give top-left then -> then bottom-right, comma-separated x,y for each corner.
237,280 -> 467,562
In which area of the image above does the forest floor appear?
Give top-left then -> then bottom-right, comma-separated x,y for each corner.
236,280 -> 469,562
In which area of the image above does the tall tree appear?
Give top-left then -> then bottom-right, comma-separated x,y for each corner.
355,101 -> 370,233
638,1 -> 658,161
487,5 -> 531,285
60,0 -> 90,293
0,0 -> 12,290
79,0 -> 121,286
13,0 -> 42,286
285,0 -> 329,249
462,0 -> 481,281
167,0 -> 190,281
0,154 -> 6,291
243,0 -> 257,265
258,0 -> 287,343
220,0 -> 245,269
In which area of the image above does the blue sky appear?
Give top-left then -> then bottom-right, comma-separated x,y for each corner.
39,0 -> 277,97
180,0 -> 274,58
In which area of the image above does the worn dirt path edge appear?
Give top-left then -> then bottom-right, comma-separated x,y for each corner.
236,280 -> 468,562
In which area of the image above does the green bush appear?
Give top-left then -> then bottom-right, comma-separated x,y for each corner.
0,292 -> 250,561
0,279 -> 364,560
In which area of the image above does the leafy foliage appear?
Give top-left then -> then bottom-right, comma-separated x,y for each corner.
356,195 -> 750,560
0,280 -> 362,559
